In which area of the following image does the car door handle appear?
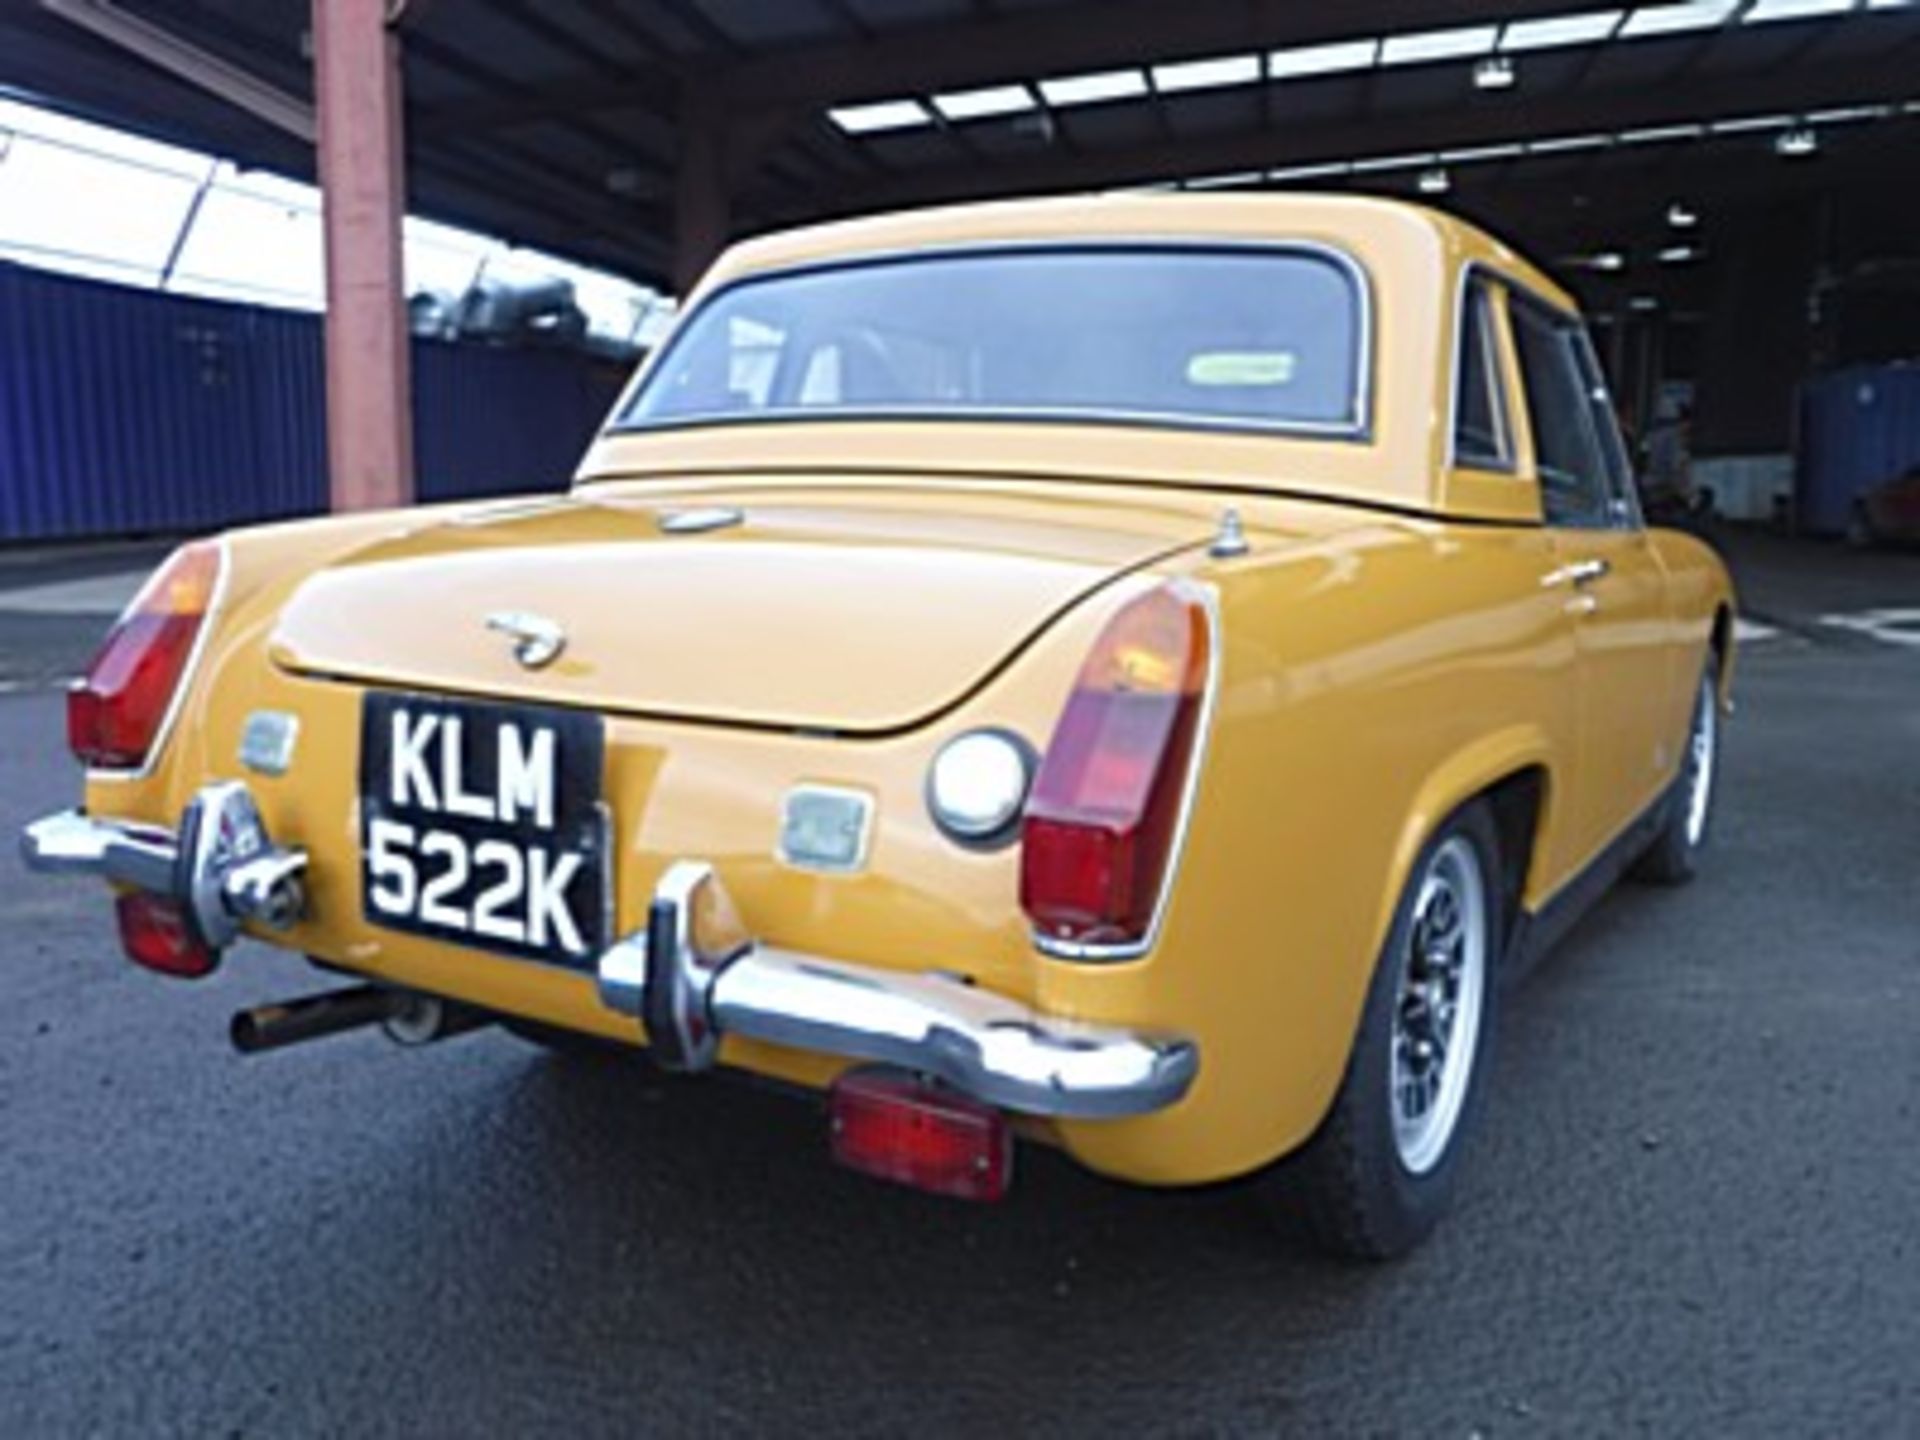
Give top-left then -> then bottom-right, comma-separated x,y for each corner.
1565,557 -> 1610,587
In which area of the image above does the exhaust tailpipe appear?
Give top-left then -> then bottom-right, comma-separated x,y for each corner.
231,985 -> 398,1054
230,986 -> 496,1055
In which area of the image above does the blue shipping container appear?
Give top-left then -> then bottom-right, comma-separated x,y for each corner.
0,262 -> 628,542
1797,363 -> 1920,535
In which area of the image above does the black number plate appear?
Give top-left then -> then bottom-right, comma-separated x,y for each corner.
359,692 -> 607,968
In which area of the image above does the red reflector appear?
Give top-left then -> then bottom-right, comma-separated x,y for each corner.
829,1069 -> 1011,1202
69,542 -> 221,771
115,892 -> 217,979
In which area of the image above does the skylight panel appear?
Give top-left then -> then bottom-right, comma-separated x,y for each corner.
1267,161 -> 1354,181
0,97 -> 211,179
1037,69 -> 1150,107
827,99 -> 931,134
1500,11 -> 1626,51
1533,135 -> 1616,158
1743,0 -> 1853,20
1806,104 -> 1889,123
1267,39 -> 1379,79
1439,143 -> 1526,163
1620,122 -> 1707,143
1183,171 -> 1265,190
1348,152 -> 1437,174
1378,25 -> 1498,65
1526,133 -> 1614,153
1150,54 -> 1262,93
1708,113 -> 1796,133
930,85 -> 1035,122
1620,3 -> 1740,39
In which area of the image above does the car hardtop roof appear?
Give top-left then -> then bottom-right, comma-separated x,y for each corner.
699,191 -> 1577,317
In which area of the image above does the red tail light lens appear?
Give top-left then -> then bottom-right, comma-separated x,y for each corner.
69,542 -> 222,770
1020,583 -> 1212,951
115,892 -> 217,979
829,1068 -> 1011,1202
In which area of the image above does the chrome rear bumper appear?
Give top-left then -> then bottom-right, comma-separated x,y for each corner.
596,861 -> 1198,1120
22,789 -> 1197,1120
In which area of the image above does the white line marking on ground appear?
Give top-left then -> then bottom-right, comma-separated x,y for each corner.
1818,609 -> 1920,649
1734,618 -> 1780,643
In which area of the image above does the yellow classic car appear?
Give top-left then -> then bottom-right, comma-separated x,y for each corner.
24,195 -> 1734,1258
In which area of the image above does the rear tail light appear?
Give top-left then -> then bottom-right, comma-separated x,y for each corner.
69,541 -> 222,770
115,893 -> 217,978
1020,582 -> 1212,953
829,1068 -> 1011,1202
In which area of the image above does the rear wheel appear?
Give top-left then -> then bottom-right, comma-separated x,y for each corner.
1259,802 -> 1503,1260
1633,656 -> 1720,885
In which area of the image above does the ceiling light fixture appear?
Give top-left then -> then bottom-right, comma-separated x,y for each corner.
1473,56 -> 1517,89
827,99 -> 931,134
1268,39 -> 1381,78
930,85 -> 1035,122
1500,10 -> 1627,50
1620,2 -> 1740,39
1744,0 -> 1852,22
1151,54 -> 1262,93
1380,25 -> 1499,65
1037,69 -> 1150,107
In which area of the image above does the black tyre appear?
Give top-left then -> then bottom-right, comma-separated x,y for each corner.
1633,655 -> 1721,886
1259,802 -> 1504,1260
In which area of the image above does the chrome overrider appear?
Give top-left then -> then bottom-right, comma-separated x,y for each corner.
598,860 -> 1199,1119
20,783 -> 1199,1120
22,781 -> 308,949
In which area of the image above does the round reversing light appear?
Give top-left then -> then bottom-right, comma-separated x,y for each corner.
927,729 -> 1034,845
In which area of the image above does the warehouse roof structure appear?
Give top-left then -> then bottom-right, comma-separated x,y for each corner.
2,0 -> 1916,514
2,0 -> 1916,294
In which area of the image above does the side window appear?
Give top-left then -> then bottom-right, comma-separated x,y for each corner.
1511,303 -> 1614,528
1571,332 -> 1641,524
1453,280 -> 1511,470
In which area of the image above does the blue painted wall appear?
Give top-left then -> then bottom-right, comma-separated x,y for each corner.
0,262 -> 628,541
1798,363 -> 1920,535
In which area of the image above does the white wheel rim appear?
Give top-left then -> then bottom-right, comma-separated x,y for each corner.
1684,675 -> 1717,849
1389,836 -> 1489,1176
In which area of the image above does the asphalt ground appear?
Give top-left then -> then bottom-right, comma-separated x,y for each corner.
0,532 -> 1915,1435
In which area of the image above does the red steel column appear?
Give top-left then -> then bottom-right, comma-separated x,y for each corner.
314,0 -> 413,511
